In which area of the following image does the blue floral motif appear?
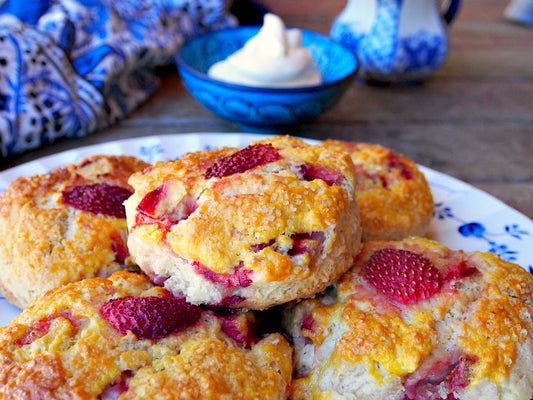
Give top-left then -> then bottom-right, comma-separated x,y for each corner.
488,242 -> 518,262
433,202 -> 454,220
396,32 -> 446,73
529,266 -> 533,275
330,26 -> 365,55
360,0 -> 401,75
139,143 -> 164,164
505,224 -> 530,240
458,222 -> 486,238
433,202 -> 530,263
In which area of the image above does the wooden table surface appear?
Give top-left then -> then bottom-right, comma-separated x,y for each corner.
1,0 -> 532,222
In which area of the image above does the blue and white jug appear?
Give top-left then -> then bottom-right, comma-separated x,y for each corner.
330,0 -> 461,84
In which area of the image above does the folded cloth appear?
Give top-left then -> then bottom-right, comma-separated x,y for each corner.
0,0 -> 236,157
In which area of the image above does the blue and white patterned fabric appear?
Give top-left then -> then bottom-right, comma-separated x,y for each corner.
0,0 -> 236,157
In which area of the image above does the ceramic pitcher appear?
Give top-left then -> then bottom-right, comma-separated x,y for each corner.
330,0 -> 461,84
504,0 -> 533,25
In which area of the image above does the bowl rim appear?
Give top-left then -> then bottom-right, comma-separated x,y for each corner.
174,25 -> 360,94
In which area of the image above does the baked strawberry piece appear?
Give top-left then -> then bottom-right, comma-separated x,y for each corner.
62,183 -> 133,218
205,143 -> 281,178
100,294 -> 201,339
283,237 -> 533,400
364,248 -> 442,305
0,271 -> 293,400
125,136 -> 362,310
0,155 -> 150,309
321,140 -> 434,241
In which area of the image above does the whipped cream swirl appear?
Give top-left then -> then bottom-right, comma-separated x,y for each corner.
208,13 -> 322,88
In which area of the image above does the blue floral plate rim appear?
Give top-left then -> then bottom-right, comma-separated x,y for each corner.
0,132 -> 531,324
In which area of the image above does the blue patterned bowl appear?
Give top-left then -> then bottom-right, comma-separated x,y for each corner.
175,26 -> 359,132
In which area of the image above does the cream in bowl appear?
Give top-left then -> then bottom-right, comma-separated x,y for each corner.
208,13 -> 322,88
174,18 -> 359,131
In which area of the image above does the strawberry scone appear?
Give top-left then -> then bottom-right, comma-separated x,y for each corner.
321,140 -> 434,241
0,155 -> 150,309
125,136 -> 361,310
0,271 -> 293,400
283,237 -> 533,400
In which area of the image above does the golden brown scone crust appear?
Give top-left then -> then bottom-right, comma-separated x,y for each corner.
125,136 -> 362,310
0,271 -> 293,400
284,237 -> 533,400
0,155 -> 150,309
322,140 -> 434,241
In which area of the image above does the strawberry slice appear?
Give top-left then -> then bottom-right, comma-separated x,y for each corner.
15,312 -> 79,346
205,143 -> 281,178
298,163 -> 344,186
387,153 -> 413,180
62,183 -> 132,218
100,294 -> 201,340
217,312 -> 258,349
300,312 -> 316,331
193,261 -> 253,288
250,239 -> 275,253
443,260 -> 478,282
364,248 -> 442,305
99,371 -> 133,400
288,232 -> 325,257
136,183 -> 167,215
445,354 -> 478,392
401,353 -> 477,400
218,295 -> 246,306
110,231 -> 129,264
135,182 -> 197,231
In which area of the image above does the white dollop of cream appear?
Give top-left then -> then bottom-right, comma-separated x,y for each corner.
208,13 -> 322,88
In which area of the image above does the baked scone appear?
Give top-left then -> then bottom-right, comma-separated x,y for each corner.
125,136 -> 361,310
283,237 -> 533,400
0,270 -> 293,400
0,155 -> 150,309
321,140 -> 434,241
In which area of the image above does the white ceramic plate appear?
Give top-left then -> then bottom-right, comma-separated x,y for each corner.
1,133 -> 532,326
